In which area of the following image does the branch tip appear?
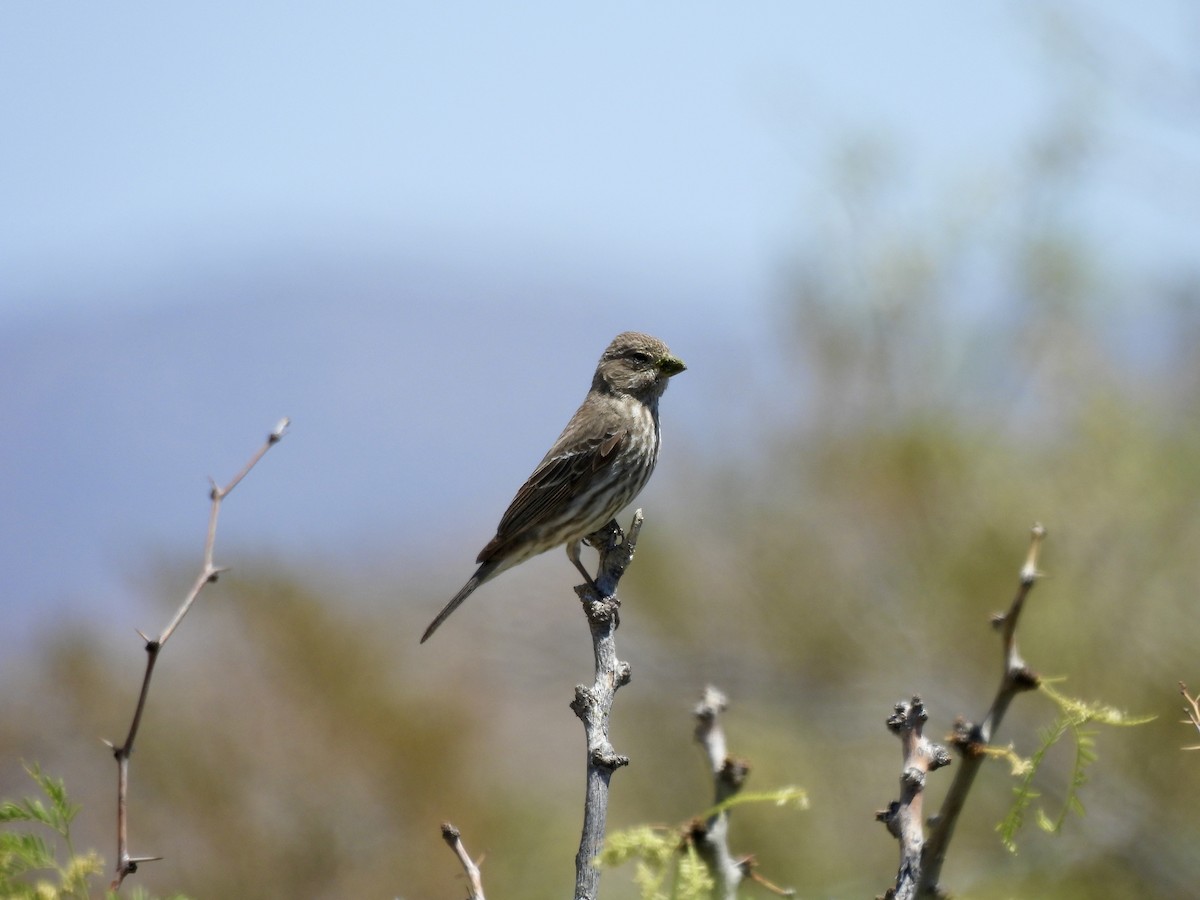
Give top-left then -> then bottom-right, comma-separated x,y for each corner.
1020,522 -> 1046,584
627,507 -> 645,543
694,685 -> 729,720
745,863 -> 796,897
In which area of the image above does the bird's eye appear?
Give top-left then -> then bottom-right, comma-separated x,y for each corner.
628,351 -> 654,366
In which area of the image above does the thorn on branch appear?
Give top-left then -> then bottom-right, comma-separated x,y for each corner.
744,861 -> 797,897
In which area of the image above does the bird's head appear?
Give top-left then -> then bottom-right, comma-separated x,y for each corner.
593,331 -> 686,400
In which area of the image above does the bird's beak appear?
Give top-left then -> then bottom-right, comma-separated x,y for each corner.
658,355 -> 686,376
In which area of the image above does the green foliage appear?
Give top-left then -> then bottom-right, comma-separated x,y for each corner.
997,683 -> 1154,852
700,786 -> 809,821
0,765 -> 187,900
0,763 -> 100,899
600,788 -> 807,900
599,826 -> 714,900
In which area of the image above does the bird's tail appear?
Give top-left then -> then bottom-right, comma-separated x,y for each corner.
420,563 -> 495,643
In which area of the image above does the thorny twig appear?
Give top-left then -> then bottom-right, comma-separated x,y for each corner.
880,523 -> 1046,900
106,418 -> 288,891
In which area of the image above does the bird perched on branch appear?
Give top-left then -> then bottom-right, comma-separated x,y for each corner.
421,331 -> 686,643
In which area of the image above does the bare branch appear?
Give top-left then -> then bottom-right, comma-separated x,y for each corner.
1180,682 -> 1200,751
692,685 -> 750,900
694,685 -> 729,773
911,523 -> 1045,898
570,511 -> 641,900
159,417 -> 289,646
440,822 -> 486,900
744,866 -> 797,897
877,697 -> 951,900
108,419 -> 288,891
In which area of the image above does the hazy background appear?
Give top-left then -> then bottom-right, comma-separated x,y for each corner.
3,3 -> 1199,898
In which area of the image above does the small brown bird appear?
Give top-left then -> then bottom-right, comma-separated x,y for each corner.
421,331 -> 686,643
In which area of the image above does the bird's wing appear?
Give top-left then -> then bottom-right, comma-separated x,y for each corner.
477,423 -> 626,563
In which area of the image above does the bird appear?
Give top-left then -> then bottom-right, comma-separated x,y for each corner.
420,331 -> 686,643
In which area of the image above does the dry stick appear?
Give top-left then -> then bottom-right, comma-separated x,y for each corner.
880,697 -> 952,900
440,822 -> 486,900
1179,683 -> 1200,750
910,523 -> 1046,899
692,686 -> 750,900
570,510 -> 642,900
105,418 -> 290,891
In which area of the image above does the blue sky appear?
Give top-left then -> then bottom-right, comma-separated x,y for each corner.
1,2 -> 1063,317
2,2 -> 1196,643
